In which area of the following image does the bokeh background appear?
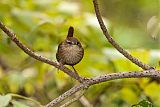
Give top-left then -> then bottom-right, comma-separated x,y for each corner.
0,0 -> 160,107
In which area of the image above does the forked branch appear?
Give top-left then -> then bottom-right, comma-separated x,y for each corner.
44,69 -> 160,107
0,0 -> 158,107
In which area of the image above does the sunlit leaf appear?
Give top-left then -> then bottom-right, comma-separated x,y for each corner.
0,94 -> 12,107
147,16 -> 160,39
12,100 -> 29,107
144,82 -> 160,105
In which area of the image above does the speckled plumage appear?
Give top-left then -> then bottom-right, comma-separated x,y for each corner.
56,27 -> 84,66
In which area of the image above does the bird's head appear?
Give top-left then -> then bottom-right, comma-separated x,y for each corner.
63,26 -> 82,47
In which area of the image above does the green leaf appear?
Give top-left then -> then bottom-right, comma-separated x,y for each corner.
0,94 -> 12,107
12,100 -> 29,107
132,100 -> 153,107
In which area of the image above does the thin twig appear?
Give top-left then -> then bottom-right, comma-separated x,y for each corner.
79,96 -> 93,107
9,93 -> 43,107
44,84 -> 87,107
0,22 -> 81,81
60,90 -> 86,107
92,0 -> 153,70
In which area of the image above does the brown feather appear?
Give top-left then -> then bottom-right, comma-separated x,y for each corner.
67,26 -> 74,38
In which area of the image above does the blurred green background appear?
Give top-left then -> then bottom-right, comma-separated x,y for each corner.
0,0 -> 160,107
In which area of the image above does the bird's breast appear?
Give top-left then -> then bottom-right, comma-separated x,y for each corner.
60,45 -> 84,65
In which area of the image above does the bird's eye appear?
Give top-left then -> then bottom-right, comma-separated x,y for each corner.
76,42 -> 80,45
67,41 -> 72,44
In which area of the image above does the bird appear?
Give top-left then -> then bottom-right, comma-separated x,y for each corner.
56,26 -> 84,75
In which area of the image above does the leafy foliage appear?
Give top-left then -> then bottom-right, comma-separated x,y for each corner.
0,0 -> 160,107
132,100 -> 153,107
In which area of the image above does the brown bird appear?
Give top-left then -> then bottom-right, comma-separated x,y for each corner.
56,26 -> 84,75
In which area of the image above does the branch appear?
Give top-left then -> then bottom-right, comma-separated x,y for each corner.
0,21 -> 88,107
87,69 -> 160,85
60,90 -> 85,107
79,96 -> 93,107
0,22 -> 82,81
0,1 -> 159,106
44,84 -> 87,107
92,0 -> 153,70
44,69 -> 160,107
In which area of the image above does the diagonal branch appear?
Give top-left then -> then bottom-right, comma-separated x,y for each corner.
1,21 -> 160,107
44,69 -> 160,107
0,22 -> 81,81
92,0 -> 153,70
0,3 -> 159,106
60,90 -> 86,107
44,84 -> 87,107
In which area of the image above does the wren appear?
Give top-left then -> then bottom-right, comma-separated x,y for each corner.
56,26 -> 84,69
